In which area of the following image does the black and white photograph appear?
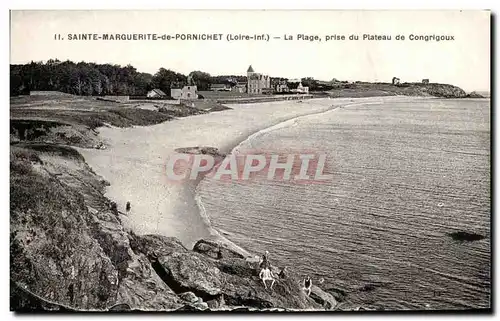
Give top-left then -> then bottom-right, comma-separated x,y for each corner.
8,8 -> 491,313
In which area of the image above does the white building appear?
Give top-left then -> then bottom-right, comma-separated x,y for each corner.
171,85 -> 198,100
296,82 -> 309,93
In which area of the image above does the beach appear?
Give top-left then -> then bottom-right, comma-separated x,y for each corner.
79,96 -> 424,254
79,95 -> 490,309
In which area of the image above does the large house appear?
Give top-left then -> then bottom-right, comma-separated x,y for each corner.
247,65 -> 271,95
275,80 -> 289,93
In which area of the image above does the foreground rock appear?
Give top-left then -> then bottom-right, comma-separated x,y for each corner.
309,285 -> 338,310
10,143 -> 336,312
131,234 -> 326,311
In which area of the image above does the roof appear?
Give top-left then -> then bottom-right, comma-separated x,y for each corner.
149,88 -> 166,96
247,65 -> 254,72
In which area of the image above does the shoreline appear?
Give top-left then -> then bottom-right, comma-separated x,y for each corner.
194,95 -> 440,258
79,96 -> 431,255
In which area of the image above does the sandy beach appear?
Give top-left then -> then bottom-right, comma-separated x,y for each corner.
79,96 -> 427,254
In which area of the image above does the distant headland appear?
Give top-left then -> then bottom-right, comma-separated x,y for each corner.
10,60 -> 484,101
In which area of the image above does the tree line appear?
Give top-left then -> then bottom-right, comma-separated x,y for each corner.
10,59 -> 332,96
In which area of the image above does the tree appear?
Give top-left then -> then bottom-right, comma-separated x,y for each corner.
152,68 -> 187,96
188,70 -> 212,91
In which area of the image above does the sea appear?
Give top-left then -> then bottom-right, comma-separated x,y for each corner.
196,98 -> 491,310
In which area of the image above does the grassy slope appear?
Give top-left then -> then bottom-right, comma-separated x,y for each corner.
10,95 -> 209,148
10,143 -> 184,311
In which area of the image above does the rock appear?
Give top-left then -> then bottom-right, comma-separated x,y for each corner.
108,303 -> 131,311
175,304 -> 204,312
178,292 -> 198,303
193,239 -> 245,260
158,252 -> 223,299
325,287 -> 347,303
216,258 -> 256,278
309,285 -> 338,310
424,83 -> 467,98
447,231 -> 485,242
467,91 -> 485,98
115,252 -> 183,311
221,270 -> 322,310
129,234 -> 188,259
206,295 -> 225,310
174,146 -> 224,158
193,301 -> 209,310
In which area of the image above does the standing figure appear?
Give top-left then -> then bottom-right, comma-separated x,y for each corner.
259,250 -> 270,269
303,276 -> 312,296
126,201 -> 131,213
110,202 -> 118,216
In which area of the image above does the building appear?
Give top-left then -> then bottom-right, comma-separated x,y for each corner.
392,77 -> 401,85
422,79 -> 430,84
273,79 -> 289,93
291,82 -> 309,94
147,89 -> 167,98
170,85 -> 197,100
232,82 -> 247,93
247,65 -> 271,95
211,84 -> 231,91
296,82 -> 309,93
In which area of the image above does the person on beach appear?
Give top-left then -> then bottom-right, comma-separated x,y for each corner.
110,202 -> 118,216
216,242 -> 223,260
303,276 -> 312,296
259,267 -> 276,290
126,201 -> 131,213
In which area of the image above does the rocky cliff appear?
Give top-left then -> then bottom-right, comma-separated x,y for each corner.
10,143 -> 338,312
326,82 -> 479,99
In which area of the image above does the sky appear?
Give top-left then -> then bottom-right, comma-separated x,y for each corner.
10,10 -> 490,92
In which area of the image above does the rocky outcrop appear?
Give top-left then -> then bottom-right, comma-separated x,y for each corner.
129,234 -> 188,258
159,252 -> 223,299
193,239 -> 245,260
10,145 -> 183,311
174,146 -> 226,158
326,82 -> 471,99
422,83 -> 468,98
10,144 -> 337,312
309,285 -> 338,310
466,91 -> 486,98
129,233 -> 326,311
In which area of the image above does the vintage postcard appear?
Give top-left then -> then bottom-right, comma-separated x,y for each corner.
9,10 -> 491,312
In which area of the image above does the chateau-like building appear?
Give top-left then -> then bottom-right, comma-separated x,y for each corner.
247,65 -> 271,95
